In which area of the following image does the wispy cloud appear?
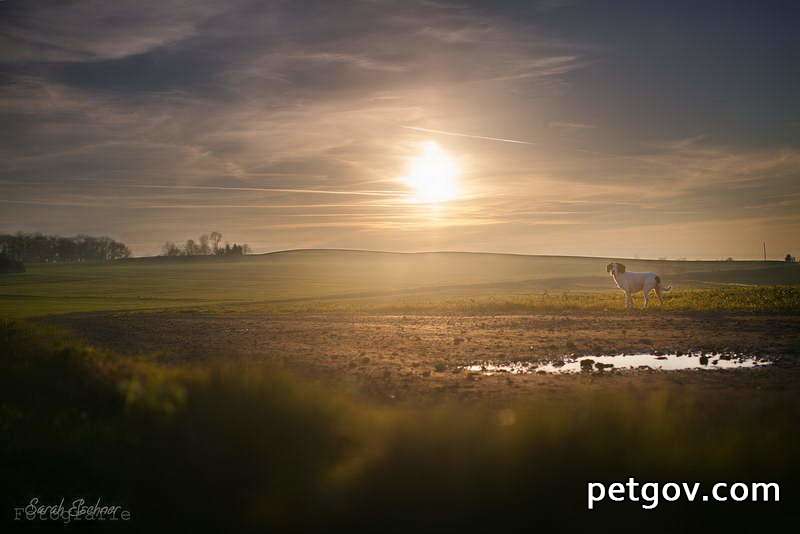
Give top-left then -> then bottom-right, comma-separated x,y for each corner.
0,1 -> 224,63
122,183 -> 404,197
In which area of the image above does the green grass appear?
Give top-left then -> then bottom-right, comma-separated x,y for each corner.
2,319 -> 798,531
216,286 -> 800,315
1,250 -> 798,318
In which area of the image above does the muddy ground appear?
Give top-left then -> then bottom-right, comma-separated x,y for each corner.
49,311 -> 800,404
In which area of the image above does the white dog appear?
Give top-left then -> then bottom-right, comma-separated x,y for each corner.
606,262 -> 671,309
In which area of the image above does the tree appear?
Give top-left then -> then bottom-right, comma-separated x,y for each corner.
162,242 -> 181,257
199,234 -> 211,255
210,232 -> 223,255
106,239 -> 131,260
157,232 -> 250,258
184,239 -> 199,256
0,232 -> 129,263
0,253 -> 25,274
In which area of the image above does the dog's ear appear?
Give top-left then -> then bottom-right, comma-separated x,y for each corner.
606,263 -> 614,273
617,263 -> 626,273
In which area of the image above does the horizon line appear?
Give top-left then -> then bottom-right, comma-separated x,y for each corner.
122,247 -> 785,263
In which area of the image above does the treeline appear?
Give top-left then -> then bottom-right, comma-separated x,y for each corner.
161,231 -> 251,257
0,232 -> 131,263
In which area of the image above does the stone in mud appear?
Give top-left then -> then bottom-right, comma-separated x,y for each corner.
595,362 -> 614,371
699,355 -> 710,365
579,359 -> 595,371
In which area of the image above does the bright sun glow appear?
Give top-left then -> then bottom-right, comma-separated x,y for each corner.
402,141 -> 460,204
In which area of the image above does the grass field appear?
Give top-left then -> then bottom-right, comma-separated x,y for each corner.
2,250 -> 799,317
2,251 -> 800,531
2,319 -> 799,531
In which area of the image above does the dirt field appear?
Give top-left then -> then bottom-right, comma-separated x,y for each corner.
50,310 -> 800,404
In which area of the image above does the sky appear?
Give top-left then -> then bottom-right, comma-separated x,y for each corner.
1,0 -> 799,259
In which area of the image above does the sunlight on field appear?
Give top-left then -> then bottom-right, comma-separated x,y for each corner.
0,252 -> 798,318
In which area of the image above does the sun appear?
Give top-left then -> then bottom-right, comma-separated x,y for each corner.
402,141 -> 460,204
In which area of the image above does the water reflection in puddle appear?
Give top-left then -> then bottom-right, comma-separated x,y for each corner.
464,353 -> 772,375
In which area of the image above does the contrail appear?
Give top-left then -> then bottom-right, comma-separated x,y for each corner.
401,125 -> 535,145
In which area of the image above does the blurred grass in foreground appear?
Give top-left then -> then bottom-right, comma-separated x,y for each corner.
2,320 -> 799,531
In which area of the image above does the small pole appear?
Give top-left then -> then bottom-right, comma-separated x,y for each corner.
763,241 -> 767,262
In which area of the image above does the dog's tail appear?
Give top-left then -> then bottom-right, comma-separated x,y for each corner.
655,275 -> 672,292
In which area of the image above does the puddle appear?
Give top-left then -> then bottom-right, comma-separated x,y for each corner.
464,353 -> 773,375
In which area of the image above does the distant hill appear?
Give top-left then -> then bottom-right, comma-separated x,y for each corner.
121,248 -> 794,290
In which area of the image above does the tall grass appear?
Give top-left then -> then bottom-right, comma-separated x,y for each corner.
2,319 -> 798,531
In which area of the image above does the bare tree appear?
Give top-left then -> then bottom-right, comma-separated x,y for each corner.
154,232 -> 249,258
199,234 -> 211,255
210,231 -> 223,255
162,241 -> 181,256
184,239 -> 199,256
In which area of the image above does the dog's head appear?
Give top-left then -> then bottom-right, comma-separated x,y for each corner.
606,262 -> 625,275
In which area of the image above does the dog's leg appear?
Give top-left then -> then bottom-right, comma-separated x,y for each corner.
655,287 -> 664,305
643,290 -> 649,309
625,291 -> 632,309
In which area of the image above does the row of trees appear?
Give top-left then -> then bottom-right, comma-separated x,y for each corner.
0,232 -> 131,263
161,232 -> 251,257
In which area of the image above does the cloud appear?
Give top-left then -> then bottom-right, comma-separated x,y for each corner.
547,121 -> 596,135
0,0 -> 798,258
0,0 -> 224,63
